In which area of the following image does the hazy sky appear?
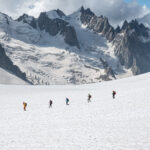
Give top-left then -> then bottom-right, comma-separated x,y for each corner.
125,0 -> 150,8
0,0 -> 150,26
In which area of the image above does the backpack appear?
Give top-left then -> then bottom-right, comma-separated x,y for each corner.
23,102 -> 27,107
113,91 -> 116,94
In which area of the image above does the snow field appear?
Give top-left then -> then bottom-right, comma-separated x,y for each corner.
0,73 -> 150,149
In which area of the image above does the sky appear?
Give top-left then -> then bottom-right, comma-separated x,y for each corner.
125,0 -> 150,8
0,0 -> 150,26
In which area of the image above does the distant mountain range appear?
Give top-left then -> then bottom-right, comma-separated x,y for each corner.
0,7 -> 150,85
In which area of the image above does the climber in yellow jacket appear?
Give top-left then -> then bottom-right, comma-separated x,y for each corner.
23,102 -> 27,111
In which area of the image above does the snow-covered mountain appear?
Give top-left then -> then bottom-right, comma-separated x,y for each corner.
0,72 -> 150,149
0,44 -> 30,83
0,7 -> 150,84
0,68 -> 28,84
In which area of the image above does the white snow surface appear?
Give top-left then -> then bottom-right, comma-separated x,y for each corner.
46,10 -> 63,19
0,68 -> 28,84
0,73 -> 150,149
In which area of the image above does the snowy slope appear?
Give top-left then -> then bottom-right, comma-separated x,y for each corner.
46,10 -> 65,19
0,10 -> 131,85
0,68 -> 28,84
0,73 -> 150,149
0,13 -> 40,43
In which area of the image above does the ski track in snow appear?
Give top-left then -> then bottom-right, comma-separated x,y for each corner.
0,73 -> 150,149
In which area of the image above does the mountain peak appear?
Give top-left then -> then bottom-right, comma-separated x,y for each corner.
80,6 -> 84,11
121,20 -> 128,30
46,9 -> 65,19
80,6 -> 95,17
0,12 -> 11,25
55,9 -> 66,17
17,13 -> 37,28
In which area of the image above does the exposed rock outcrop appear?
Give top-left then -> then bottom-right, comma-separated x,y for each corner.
114,20 -> 150,75
38,12 -> 80,48
17,14 -> 37,29
80,7 -> 116,41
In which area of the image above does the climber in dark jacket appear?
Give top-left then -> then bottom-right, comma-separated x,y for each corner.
112,91 -> 116,99
88,94 -> 92,102
66,98 -> 69,105
49,100 -> 53,108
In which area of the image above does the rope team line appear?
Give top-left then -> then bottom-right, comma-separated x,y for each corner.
22,91 -> 116,111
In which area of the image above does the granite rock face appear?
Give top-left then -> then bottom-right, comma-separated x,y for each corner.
114,20 -> 150,75
80,7 -> 116,41
17,14 -> 37,29
38,12 -> 80,48
99,58 -> 116,81
80,6 -> 95,25
17,10 -> 80,48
